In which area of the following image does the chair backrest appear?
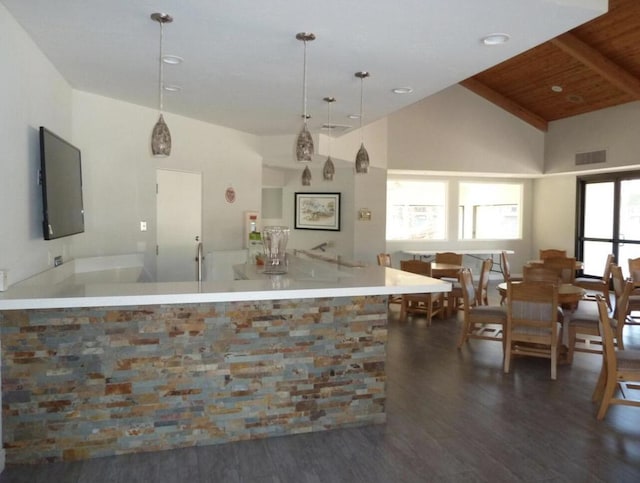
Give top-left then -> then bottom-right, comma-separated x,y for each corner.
400,259 -> 432,277
628,257 -> 640,282
434,252 -> 463,265
523,265 -> 560,284
507,281 -> 559,333
615,279 -> 634,328
477,258 -> 493,305
459,268 -> 477,312
601,254 -> 615,282
611,264 -> 624,300
597,295 -> 617,372
542,256 -> 576,283
377,253 -> 392,267
539,248 -> 567,260
500,251 -> 512,282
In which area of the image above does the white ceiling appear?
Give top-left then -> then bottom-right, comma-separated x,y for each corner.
2,0 -> 607,136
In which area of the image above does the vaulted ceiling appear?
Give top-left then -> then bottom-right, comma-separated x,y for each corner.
1,0 -> 607,136
460,0 -> 640,132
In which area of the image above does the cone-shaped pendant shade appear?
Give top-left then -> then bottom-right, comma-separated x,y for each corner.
323,156 -> 335,181
301,165 -> 312,186
151,114 -> 172,157
296,124 -> 314,162
355,142 -> 369,174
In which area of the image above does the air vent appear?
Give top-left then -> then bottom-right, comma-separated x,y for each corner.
321,123 -> 352,134
575,150 -> 606,166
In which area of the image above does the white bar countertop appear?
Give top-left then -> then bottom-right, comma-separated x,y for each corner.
404,249 -> 514,256
0,253 -> 450,310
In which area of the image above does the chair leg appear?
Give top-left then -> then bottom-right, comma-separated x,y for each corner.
503,335 -> 512,374
551,344 -> 557,380
596,377 -> 617,420
567,326 -> 576,364
400,299 -> 408,322
616,324 -> 624,350
592,360 -> 607,403
457,319 -> 469,349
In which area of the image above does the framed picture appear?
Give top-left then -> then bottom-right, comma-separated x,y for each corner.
294,192 -> 341,231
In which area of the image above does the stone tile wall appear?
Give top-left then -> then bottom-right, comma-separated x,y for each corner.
0,296 -> 387,463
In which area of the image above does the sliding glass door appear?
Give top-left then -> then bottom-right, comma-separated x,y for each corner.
577,171 -> 640,278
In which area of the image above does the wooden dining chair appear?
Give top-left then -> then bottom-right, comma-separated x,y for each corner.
539,248 -> 567,260
377,253 -> 392,268
626,257 -> 640,323
399,260 -> 445,325
435,252 -> 463,266
574,254 -> 614,310
592,295 -> 640,420
457,268 -> 507,349
523,265 -> 561,284
448,258 -> 492,318
504,280 -> 562,380
377,253 -> 402,307
567,268 -> 633,364
499,251 -> 522,304
542,256 -> 577,284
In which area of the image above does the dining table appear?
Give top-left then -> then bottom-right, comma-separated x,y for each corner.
496,281 -> 585,306
527,259 -> 585,270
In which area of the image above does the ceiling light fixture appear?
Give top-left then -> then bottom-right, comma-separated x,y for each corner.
163,84 -> 182,92
295,32 -> 316,162
323,97 -> 336,181
161,55 -> 183,65
354,71 -> 370,174
482,33 -> 510,45
392,87 -> 413,94
150,12 -> 173,157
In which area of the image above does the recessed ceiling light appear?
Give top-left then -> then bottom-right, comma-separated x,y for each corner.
567,94 -> 584,104
551,85 -> 563,93
348,114 -> 361,119
392,87 -> 414,94
162,55 -> 183,65
163,84 -> 182,92
481,33 -> 510,45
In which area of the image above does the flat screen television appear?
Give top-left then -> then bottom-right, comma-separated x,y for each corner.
39,127 -> 85,240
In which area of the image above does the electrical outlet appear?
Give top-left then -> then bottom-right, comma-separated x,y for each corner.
54,256 -> 63,267
140,221 -> 147,232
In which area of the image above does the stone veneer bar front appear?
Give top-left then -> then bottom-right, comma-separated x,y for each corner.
1,296 -> 387,463
0,253 -> 450,465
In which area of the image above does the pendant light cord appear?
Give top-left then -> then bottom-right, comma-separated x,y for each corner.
327,100 -> 332,155
359,76 -> 364,142
302,40 -> 308,125
158,20 -> 164,113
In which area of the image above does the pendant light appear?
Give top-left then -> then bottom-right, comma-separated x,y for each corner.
301,165 -> 312,186
354,71 -> 370,174
323,97 -> 336,181
150,13 -> 173,157
295,32 -> 316,162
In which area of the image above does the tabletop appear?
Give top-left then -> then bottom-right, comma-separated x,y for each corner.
497,281 -> 584,304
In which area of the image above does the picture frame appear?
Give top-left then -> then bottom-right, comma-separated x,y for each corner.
294,192 -> 341,231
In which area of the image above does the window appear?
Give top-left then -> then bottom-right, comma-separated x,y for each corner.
577,171 -> 640,277
459,182 -> 522,240
386,179 -> 446,240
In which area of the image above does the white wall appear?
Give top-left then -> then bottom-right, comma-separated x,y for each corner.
545,101 -> 640,174
71,91 -> 262,280
387,84 -> 545,175
0,4 -> 73,286
532,175 -> 577,257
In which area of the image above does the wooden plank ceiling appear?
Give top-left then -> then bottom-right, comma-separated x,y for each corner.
460,0 -> 640,132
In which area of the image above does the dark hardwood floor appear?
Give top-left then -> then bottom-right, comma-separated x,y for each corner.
2,283 -> 640,482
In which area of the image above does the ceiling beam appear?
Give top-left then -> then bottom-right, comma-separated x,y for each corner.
459,78 -> 548,132
551,32 -> 640,99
